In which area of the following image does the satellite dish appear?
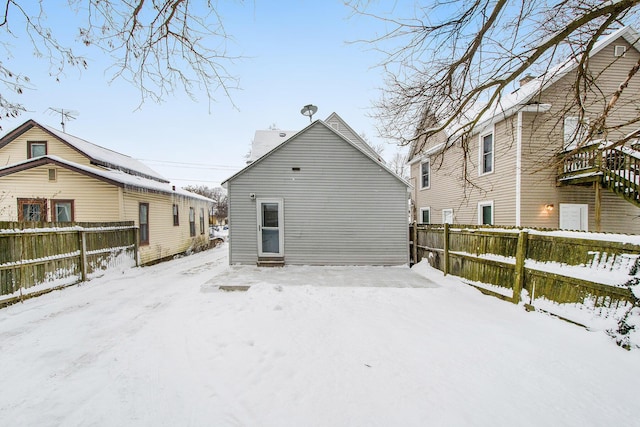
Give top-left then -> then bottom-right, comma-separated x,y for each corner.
300,104 -> 318,122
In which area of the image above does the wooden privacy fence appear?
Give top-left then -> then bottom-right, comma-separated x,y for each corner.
0,221 -> 138,304
410,224 -> 639,321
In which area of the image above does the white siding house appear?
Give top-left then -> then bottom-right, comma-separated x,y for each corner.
223,115 -> 409,266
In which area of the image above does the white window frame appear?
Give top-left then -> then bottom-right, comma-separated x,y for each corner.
257,198 -> 284,257
442,208 -> 453,224
478,200 -> 494,225
614,45 -> 627,57
563,116 -> 590,150
479,130 -> 494,176
419,207 -> 431,224
420,159 -> 430,189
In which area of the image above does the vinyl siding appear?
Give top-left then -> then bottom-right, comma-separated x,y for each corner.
0,164 -> 212,263
519,35 -> 640,231
412,33 -> 640,232
412,118 -> 517,225
122,191 -> 211,265
0,128 -> 93,167
228,123 -> 408,265
0,165 -> 121,221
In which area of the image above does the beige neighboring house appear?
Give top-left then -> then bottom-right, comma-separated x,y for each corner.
409,26 -> 640,234
0,119 -> 212,264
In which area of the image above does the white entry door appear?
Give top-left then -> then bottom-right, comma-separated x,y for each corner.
257,199 -> 284,257
559,203 -> 588,231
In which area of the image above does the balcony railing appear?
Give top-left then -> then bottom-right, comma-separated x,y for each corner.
558,143 -> 640,207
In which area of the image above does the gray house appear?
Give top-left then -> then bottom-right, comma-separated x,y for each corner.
222,114 -> 409,266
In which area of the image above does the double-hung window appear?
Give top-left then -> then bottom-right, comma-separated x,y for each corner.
173,204 -> 179,226
478,201 -> 494,225
420,207 -> 430,224
563,116 -> 589,150
139,203 -> 149,245
189,207 -> 196,237
420,160 -> 430,189
480,133 -> 493,174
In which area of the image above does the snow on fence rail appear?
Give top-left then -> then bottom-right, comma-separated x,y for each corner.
0,221 -> 138,305
410,224 -> 640,327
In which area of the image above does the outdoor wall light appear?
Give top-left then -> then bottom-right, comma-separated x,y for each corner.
250,193 -> 256,200
545,204 -> 554,212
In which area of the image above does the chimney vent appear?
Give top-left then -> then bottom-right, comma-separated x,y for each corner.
519,74 -> 534,87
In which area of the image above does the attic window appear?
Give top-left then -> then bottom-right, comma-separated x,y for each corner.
614,45 -> 626,57
48,168 -> 57,181
27,141 -> 47,158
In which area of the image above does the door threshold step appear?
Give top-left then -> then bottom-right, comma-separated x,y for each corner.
219,285 -> 251,292
257,257 -> 285,267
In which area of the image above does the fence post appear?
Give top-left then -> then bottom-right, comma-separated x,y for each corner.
443,223 -> 450,276
133,227 -> 140,267
78,229 -> 87,282
412,222 -> 417,265
19,230 -> 26,300
512,231 -> 528,304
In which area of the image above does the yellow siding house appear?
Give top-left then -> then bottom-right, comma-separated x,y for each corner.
0,119 -> 212,264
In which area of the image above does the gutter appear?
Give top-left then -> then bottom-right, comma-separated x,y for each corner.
516,112 -> 523,226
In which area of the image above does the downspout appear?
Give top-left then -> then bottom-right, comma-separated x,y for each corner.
516,112 -> 523,227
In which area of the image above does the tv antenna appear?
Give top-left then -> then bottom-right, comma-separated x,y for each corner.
47,107 -> 79,132
300,104 -> 318,122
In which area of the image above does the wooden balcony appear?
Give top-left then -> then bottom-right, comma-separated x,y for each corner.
557,143 -> 640,208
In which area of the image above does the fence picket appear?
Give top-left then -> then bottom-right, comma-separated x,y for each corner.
0,221 -> 137,304
411,224 -> 638,322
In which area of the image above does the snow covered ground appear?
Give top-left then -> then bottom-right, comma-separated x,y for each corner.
1,244 -> 639,426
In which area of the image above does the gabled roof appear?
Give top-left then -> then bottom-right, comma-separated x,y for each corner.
247,129 -> 296,163
324,112 -> 384,161
223,119 -> 408,187
411,26 -> 640,160
0,155 -> 212,202
0,119 -> 168,183
246,113 -> 385,164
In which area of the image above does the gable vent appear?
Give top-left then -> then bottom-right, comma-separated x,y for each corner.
48,168 -> 57,181
614,45 -> 626,57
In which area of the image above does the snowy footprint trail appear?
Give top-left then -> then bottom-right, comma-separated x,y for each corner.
0,244 -> 639,426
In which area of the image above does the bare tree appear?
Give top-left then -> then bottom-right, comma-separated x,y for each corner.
184,184 -> 227,223
387,149 -> 409,180
359,131 -> 385,156
0,0 -> 240,127
348,0 -> 640,156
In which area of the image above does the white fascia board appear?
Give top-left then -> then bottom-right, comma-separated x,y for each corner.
408,142 -> 449,165
473,104 -> 552,137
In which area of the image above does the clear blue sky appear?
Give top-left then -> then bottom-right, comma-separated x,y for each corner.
1,1 -> 409,188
